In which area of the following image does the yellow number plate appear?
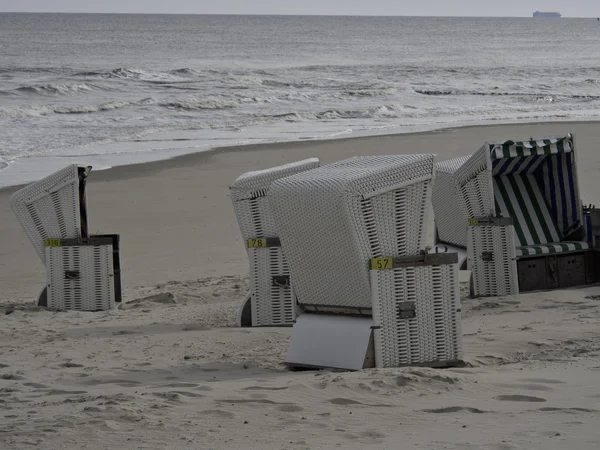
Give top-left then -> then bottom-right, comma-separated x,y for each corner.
468,218 -> 479,226
44,239 -> 61,247
247,238 -> 267,248
371,258 -> 393,270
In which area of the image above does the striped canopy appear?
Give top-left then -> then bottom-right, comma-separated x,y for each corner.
489,134 -> 580,241
489,134 -> 573,160
494,174 -> 561,246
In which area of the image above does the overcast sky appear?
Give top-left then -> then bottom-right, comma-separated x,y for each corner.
0,0 -> 597,17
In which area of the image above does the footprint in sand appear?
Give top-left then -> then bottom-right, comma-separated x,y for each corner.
151,392 -> 183,402
195,385 -> 213,391
181,324 -> 211,332
423,406 -> 487,414
278,404 -> 303,412
330,398 -> 364,406
79,379 -> 142,387
1,373 -> 26,380
495,395 -> 546,402
520,378 -> 565,384
494,382 -> 554,392
41,389 -> 89,396
152,390 -> 204,399
0,387 -> 21,396
201,409 -> 235,419
490,444 -> 518,450
59,362 -> 84,368
340,430 -> 388,442
358,430 -> 388,439
329,398 -> 392,407
538,407 -> 596,413
157,382 -> 198,388
242,386 -> 288,391
217,398 -> 295,406
23,382 -> 48,388
249,393 -> 268,399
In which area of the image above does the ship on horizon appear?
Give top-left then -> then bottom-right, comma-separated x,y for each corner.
533,11 -> 562,18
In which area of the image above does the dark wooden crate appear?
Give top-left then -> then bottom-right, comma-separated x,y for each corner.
517,257 -> 548,292
557,253 -> 586,288
518,251 -> 593,292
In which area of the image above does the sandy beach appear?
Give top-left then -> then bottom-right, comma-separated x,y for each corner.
1,122 -> 600,449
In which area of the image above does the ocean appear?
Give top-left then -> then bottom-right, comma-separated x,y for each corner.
1,13 -> 600,186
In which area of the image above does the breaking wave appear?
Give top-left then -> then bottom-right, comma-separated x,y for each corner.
160,99 -> 235,110
263,104 -> 403,123
16,82 -> 100,95
0,98 -> 156,118
413,88 -> 600,101
343,88 -> 397,97
75,67 -> 196,83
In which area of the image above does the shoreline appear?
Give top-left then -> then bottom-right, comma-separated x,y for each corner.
1,118 -> 599,192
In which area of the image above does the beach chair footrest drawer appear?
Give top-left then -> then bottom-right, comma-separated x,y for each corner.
517,252 -> 590,292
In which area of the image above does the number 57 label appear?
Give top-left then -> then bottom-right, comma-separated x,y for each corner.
371,258 -> 393,270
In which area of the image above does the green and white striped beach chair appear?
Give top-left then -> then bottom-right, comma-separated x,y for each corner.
433,133 -> 593,295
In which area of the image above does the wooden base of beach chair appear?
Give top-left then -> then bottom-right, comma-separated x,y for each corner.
236,291 -> 295,328
44,235 -> 121,311
467,217 -> 520,297
517,250 -> 600,292
468,217 -> 599,295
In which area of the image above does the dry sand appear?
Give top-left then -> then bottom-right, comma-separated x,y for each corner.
1,122 -> 600,449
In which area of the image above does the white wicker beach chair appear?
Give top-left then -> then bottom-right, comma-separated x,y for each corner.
433,133 -> 593,295
10,165 -> 121,311
230,158 -> 320,327
10,164 -> 90,264
269,155 -> 463,369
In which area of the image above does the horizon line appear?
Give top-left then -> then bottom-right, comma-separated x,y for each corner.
0,12 -> 595,19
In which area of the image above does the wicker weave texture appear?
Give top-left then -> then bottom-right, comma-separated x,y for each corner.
371,263 -> 462,367
453,146 -> 494,219
233,196 -> 279,241
230,158 -> 320,202
433,157 -> 473,247
436,156 -> 471,174
10,165 -> 83,263
249,247 -> 296,326
433,156 -> 471,247
467,224 -> 519,297
46,244 -> 115,311
231,158 -> 319,326
269,155 -> 434,309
